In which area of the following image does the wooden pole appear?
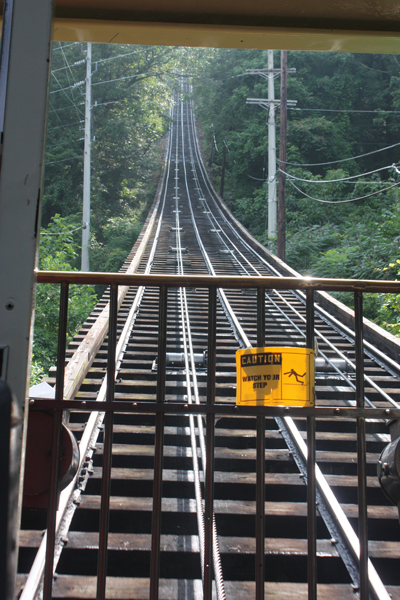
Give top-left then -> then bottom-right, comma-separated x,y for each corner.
220,145 -> 226,198
209,138 -> 214,166
278,50 -> 287,261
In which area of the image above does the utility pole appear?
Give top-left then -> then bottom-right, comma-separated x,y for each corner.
81,42 -> 91,272
267,50 -> 277,238
277,50 -> 287,261
220,145 -> 226,197
246,58 -> 295,241
209,138 -> 214,166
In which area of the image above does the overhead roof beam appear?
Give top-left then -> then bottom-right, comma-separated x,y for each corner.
2,0 -> 400,52
49,0 -> 400,54
50,19 -> 400,54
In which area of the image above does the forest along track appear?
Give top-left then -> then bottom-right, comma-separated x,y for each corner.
17,78 -> 400,599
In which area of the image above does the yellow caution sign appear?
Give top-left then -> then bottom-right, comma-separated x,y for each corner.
236,347 -> 315,407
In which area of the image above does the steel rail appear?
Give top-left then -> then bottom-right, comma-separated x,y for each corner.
177,83 -> 226,600
174,100 -> 207,589
180,101 -> 251,351
183,84 -> 391,600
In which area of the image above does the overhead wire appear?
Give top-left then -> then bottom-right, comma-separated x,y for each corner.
282,141 -> 400,166
50,80 -> 85,95
51,72 -> 85,118
289,107 -> 400,114
41,225 -> 83,235
49,102 -> 85,114
92,72 -> 149,87
45,155 -> 83,166
287,177 -> 400,203
281,163 -> 397,184
94,48 -> 149,65
48,120 -> 83,131
52,59 -> 86,73
47,137 -> 83,149
53,42 -> 79,52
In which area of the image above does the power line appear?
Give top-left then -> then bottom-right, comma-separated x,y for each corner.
355,60 -> 391,74
282,164 -> 396,184
48,120 -> 83,131
51,72 -> 84,119
49,102 -> 85,114
283,141 -> 400,167
288,107 -> 400,114
53,42 -> 79,52
248,172 -> 385,185
94,48 -> 149,65
248,174 -> 266,181
50,80 -> 85,95
46,137 -> 83,149
287,177 -> 400,203
92,72 -> 149,87
41,225 -> 83,235
48,98 -> 63,124
52,59 -> 86,73
45,155 -> 83,166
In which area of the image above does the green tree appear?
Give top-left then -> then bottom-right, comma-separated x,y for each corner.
31,215 -> 97,384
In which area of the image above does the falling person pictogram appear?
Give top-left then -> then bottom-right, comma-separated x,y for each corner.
284,369 -> 306,384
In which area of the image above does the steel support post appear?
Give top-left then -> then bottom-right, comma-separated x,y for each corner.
306,289 -> 317,600
0,381 -> 12,600
354,291 -> 368,600
256,288 -> 266,599
43,281 -> 69,600
0,380 -> 21,600
0,2 -> 54,593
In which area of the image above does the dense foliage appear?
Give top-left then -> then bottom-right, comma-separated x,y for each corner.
32,42 -> 179,382
31,216 -> 97,384
45,42 -> 176,270
191,48 -> 400,328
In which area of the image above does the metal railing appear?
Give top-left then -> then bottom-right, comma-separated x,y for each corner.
26,270 -> 400,600
1,380 -> 22,600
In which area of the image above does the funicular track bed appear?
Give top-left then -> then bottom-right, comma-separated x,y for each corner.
16,80 -> 400,600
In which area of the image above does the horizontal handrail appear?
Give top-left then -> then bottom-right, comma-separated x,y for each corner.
28,398 -> 399,419
36,269 -> 400,293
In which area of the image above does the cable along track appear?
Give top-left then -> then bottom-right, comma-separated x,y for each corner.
18,79 -> 400,600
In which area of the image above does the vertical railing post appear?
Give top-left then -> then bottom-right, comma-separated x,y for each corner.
97,283 -> 118,600
355,290 -> 368,600
43,281 -> 69,600
256,287 -> 265,600
150,285 -> 168,600
0,381 -> 22,600
306,288 -> 317,600
204,286 -> 217,600
0,381 -> 11,600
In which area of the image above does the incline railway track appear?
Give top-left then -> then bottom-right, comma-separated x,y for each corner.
16,78 -> 400,600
